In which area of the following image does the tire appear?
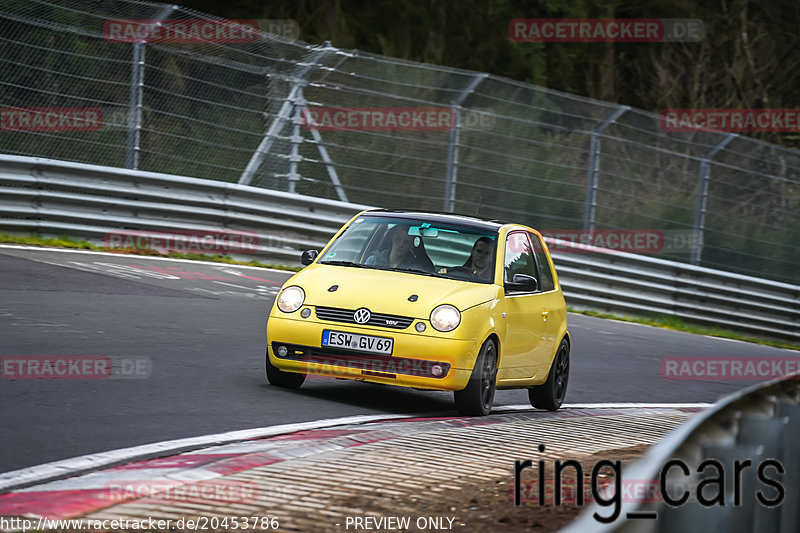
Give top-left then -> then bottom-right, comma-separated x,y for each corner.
529,338 -> 569,411
454,338 -> 497,416
265,348 -> 305,389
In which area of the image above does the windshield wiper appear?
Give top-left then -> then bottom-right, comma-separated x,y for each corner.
389,267 -> 441,277
319,260 -> 375,269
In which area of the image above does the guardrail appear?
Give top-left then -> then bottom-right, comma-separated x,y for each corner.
555,243 -> 800,342
0,155 -> 369,264
1,155 -> 798,341
562,374 -> 800,532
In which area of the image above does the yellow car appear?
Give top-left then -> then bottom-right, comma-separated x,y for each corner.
266,210 -> 570,416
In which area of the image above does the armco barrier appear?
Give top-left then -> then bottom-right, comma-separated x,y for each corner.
0,155 -> 369,264
0,155 -> 798,341
562,374 -> 800,533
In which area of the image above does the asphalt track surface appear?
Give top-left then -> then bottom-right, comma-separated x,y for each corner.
0,245 -> 796,474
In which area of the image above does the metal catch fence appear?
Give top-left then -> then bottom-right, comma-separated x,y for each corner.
1,0 -> 799,285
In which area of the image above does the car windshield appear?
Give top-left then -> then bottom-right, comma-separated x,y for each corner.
319,215 -> 498,284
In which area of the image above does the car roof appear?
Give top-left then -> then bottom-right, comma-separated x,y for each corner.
360,209 -> 509,232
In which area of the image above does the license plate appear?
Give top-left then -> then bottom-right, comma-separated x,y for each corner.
321,330 -> 393,355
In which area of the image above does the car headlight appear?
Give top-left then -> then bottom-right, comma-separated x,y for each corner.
430,304 -> 461,332
277,286 -> 305,313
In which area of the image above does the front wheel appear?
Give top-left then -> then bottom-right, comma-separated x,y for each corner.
265,348 -> 306,389
529,338 -> 569,411
454,339 -> 497,416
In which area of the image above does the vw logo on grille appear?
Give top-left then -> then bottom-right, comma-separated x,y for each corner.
353,308 -> 371,324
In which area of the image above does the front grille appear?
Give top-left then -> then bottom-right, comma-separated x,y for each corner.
315,306 -> 413,329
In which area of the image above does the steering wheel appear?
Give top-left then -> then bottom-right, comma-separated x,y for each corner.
442,265 -> 476,279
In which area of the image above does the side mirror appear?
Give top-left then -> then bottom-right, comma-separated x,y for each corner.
300,249 -> 319,266
505,273 -> 537,292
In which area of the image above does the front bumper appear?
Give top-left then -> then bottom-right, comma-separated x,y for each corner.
267,314 -> 478,391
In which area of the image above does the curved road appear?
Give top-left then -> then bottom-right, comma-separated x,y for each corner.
0,245 -> 795,473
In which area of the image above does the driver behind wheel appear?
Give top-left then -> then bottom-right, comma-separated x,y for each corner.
439,236 -> 495,280
365,224 -> 435,271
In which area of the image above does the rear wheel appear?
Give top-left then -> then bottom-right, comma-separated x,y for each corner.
529,338 -> 569,410
454,339 -> 497,416
265,348 -> 305,389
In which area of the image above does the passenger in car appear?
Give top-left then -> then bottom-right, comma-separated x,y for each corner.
438,236 -> 495,280
464,236 -> 495,279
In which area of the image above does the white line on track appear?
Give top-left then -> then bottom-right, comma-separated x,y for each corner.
496,402 -> 711,412
0,244 -> 296,274
213,281 -> 255,290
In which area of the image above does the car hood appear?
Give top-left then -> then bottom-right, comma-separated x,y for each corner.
289,264 -> 499,318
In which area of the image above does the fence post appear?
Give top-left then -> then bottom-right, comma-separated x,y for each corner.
238,43 -> 334,186
124,43 -> 145,170
691,133 -> 736,265
286,101 -> 303,194
124,5 -> 176,170
303,100 -> 349,202
443,73 -> 488,213
582,105 -> 629,231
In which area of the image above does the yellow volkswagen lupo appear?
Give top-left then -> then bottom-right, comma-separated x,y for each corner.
266,210 -> 570,416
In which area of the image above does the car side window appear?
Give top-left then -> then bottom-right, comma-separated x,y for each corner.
504,232 -> 537,284
530,233 -> 556,292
